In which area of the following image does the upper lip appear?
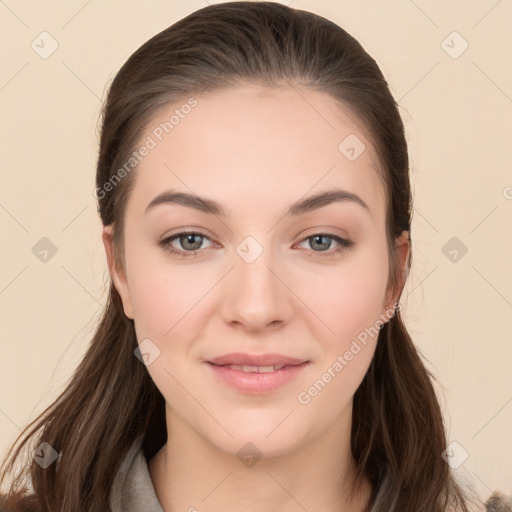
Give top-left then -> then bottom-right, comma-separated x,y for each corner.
206,353 -> 309,367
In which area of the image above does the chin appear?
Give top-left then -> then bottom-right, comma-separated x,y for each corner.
206,415 -> 310,460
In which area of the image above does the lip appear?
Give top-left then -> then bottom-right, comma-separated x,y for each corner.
204,353 -> 310,394
206,352 -> 308,367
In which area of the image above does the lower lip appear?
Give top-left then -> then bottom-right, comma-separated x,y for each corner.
205,362 -> 310,394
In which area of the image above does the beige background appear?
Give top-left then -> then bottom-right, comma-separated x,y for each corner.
1,0 -> 511,501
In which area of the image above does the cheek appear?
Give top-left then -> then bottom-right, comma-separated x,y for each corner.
124,240 -> 205,338
295,256 -> 387,416
304,241 -> 390,345
130,275 -> 196,340
127,232 -> 390,340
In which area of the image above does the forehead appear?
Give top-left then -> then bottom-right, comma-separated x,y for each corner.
127,84 -> 386,220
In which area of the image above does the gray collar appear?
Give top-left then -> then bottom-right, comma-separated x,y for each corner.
110,438 -> 164,512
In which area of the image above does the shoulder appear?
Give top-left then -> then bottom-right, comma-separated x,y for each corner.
0,494 -> 37,512
484,491 -> 512,511
447,491 -> 511,512
0,492 -> 40,512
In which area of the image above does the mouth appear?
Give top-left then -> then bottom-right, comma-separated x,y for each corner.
206,352 -> 309,367
204,356 -> 310,394
210,363 -> 298,373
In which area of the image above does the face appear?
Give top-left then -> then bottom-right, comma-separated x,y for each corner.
103,84 -> 409,459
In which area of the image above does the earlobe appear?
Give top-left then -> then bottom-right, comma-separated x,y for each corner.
101,225 -> 134,319
396,231 -> 411,284
383,231 -> 411,317
395,231 -> 411,302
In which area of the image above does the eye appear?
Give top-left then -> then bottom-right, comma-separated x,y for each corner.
158,231 -> 354,259
296,233 -> 354,257
158,231 -> 214,258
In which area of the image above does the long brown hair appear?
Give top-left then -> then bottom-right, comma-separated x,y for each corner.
0,2 -> 484,510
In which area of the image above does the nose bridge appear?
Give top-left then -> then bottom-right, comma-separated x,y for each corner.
221,234 -> 293,330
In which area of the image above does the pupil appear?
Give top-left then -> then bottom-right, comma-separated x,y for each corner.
183,234 -> 201,249
312,235 -> 330,251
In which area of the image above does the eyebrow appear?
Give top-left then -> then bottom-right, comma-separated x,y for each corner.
145,188 -> 370,217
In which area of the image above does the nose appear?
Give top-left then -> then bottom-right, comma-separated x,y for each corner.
219,239 -> 294,333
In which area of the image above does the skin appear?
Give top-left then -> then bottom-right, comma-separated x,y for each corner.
103,84 -> 410,511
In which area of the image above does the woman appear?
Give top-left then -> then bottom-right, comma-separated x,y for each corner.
0,2 -> 505,510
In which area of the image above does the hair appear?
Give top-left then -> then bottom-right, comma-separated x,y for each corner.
0,2 -> 489,511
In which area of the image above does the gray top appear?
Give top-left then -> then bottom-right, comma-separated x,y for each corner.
110,438 -> 164,512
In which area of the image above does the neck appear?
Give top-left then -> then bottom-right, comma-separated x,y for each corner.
148,408 -> 372,512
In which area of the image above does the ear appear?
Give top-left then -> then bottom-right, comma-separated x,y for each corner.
102,225 -> 134,319
383,230 -> 411,315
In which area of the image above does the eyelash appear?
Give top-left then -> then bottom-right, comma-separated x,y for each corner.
157,231 -> 354,259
